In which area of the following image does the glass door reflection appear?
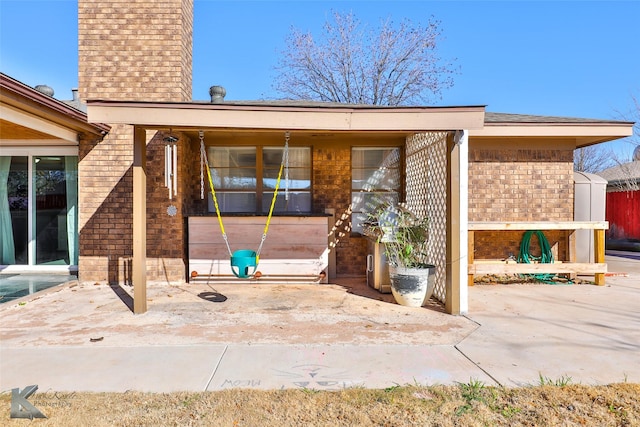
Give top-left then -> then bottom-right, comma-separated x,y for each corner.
34,156 -> 69,265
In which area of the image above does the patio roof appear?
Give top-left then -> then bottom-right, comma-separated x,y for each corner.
85,99 -> 477,316
86,100 -> 486,133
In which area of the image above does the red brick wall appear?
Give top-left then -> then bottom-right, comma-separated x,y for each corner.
312,145 -> 367,276
468,143 -> 574,260
77,0 -> 193,283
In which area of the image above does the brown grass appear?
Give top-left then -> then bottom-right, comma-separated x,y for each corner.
2,382 -> 639,426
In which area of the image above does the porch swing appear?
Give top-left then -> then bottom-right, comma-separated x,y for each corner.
198,130 -> 290,278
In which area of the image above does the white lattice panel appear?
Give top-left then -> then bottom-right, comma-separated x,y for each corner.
405,132 -> 448,303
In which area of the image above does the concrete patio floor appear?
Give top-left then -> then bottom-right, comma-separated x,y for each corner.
0,251 -> 638,392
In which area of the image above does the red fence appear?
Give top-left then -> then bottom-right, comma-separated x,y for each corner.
606,190 -> 640,240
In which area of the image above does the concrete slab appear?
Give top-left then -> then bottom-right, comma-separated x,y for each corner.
606,250 -> 640,274
1,252 -> 638,392
0,281 -> 476,347
207,345 -> 494,391
461,270 -> 640,387
0,345 -> 226,392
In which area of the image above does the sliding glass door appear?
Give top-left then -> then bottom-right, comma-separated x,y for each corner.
0,148 -> 78,270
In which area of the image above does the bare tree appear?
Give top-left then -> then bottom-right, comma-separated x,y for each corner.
611,92 -> 640,163
575,93 -> 640,174
574,145 -> 616,173
594,93 -> 640,190
273,11 -> 456,106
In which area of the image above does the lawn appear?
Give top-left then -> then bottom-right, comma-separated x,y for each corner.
3,381 -> 638,426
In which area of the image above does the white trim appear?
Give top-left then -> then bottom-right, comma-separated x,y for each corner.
0,139 -> 78,147
0,146 -> 78,156
0,265 -> 78,274
458,130 -> 469,315
27,156 -> 34,265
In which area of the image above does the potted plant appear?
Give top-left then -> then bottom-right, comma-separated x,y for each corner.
365,203 -> 436,307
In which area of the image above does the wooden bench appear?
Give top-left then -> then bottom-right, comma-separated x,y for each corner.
468,221 -> 608,286
188,216 -> 330,282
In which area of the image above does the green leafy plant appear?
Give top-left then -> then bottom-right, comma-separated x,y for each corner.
538,374 -> 572,387
459,379 -> 486,402
364,203 -> 430,269
500,405 -> 522,418
455,379 -> 486,415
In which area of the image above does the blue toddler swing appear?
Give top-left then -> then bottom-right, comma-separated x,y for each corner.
199,130 -> 289,278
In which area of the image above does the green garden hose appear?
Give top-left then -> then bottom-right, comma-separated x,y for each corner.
517,230 -> 556,283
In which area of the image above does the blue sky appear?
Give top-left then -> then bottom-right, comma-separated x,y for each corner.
1,0 -> 638,159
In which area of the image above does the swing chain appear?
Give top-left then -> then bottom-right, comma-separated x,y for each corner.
256,233 -> 267,257
258,131 -> 290,257
284,132 -> 289,201
199,131 -> 205,200
199,129 -> 232,257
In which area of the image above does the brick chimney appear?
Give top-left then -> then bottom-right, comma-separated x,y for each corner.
78,0 -> 193,102
77,0 -> 194,284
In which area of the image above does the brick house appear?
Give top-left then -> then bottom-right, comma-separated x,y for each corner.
1,0 -> 633,315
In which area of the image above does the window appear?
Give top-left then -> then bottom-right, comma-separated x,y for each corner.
351,147 -> 401,234
208,147 -> 257,213
262,147 -> 311,214
208,146 -> 311,214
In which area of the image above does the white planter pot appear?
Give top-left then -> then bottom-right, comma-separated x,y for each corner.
388,265 -> 436,307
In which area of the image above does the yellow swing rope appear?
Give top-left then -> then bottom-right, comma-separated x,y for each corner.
257,134 -> 288,259
200,133 -> 232,257
199,130 -> 289,262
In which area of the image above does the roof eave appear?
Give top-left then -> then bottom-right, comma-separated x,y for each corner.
1,73 -> 111,136
470,122 -> 633,147
86,100 -> 486,132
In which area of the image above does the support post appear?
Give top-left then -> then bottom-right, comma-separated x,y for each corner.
468,230 -> 475,287
325,208 -> 337,281
568,230 -> 577,281
594,228 -> 605,286
446,130 -> 469,315
133,126 -> 147,313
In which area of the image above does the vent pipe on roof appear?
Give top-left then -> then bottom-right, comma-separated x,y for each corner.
35,84 -> 54,97
209,85 -> 226,103
71,88 -> 79,102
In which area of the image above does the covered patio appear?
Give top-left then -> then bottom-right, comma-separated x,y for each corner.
87,100 -> 485,315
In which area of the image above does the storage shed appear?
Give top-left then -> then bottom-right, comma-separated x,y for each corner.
574,171 -> 607,262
